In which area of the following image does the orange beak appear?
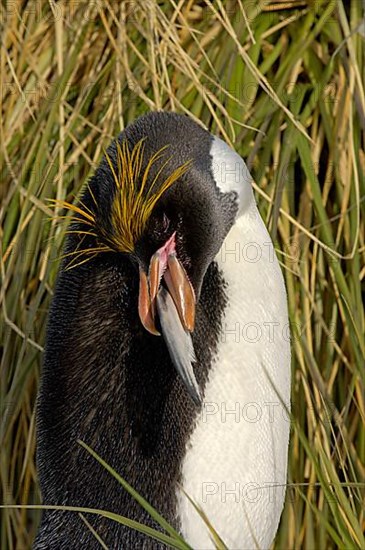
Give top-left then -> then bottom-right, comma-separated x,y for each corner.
138,232 -> 196,336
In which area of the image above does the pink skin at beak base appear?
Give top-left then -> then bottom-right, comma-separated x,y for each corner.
138,232 -> 196,335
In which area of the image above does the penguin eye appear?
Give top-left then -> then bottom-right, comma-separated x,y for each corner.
162,213 -> 170,232
147,213 -> 171,243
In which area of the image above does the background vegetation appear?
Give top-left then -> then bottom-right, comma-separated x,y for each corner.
0,0 -> 364,548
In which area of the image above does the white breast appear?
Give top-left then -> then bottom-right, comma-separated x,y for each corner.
176,203 -> 291,549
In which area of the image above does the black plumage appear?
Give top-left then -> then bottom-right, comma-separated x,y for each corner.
35,112 -> 238,548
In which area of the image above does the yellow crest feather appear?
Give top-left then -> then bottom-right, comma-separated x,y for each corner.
51,138 -> 192,268
103,139 -> 192,253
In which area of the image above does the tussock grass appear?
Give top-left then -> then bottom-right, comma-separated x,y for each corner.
0,1 -> 364,548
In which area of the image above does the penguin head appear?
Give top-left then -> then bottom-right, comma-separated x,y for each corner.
61,111 -> 255,404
